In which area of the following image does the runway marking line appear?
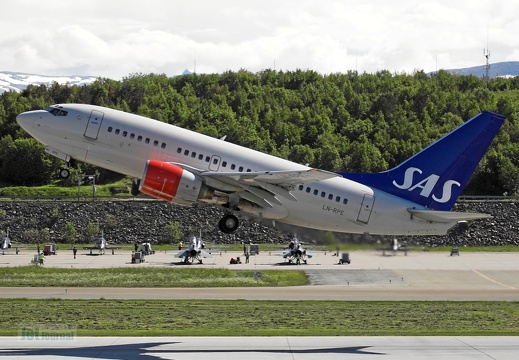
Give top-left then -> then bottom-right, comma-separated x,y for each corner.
473,270 -> 516,289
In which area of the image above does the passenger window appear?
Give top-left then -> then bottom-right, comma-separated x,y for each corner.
138,135 -> 143,141
306,187 -> 311,193
298,185 -> 303,191
177,147 -> 182,153
153,140 -> 158,146
198,154 -> 203,160
343,198 -> 348,204
239,166 -> 243,172
184,150 -> 189,156
231,164 -> 236,170
108,127 -> 113,132
313,189 -> 318,195
336,196 -> 341,202
321,191 -> 326,198
122,131 -> 127,137
328,194 -> 333,200
115,129 -> 120,135
222,161 -> 227,167
130,133 -> 135,139
161,143 -> 166,149
145,138 -> 150,144
205,156 -> 210,162
213,158 -> 218,165
191,152 -> 196,158
247,169 -> 251,172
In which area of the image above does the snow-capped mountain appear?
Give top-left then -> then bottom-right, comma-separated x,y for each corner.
2,62 -> 517,95
0,71 -> 97,94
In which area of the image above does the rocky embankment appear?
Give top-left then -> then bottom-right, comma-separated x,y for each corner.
0,200 -> 518,247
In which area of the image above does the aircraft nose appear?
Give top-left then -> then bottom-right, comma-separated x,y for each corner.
16,110 -> 39,130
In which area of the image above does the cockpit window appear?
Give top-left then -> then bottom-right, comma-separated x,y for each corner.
45,106 -> 68,116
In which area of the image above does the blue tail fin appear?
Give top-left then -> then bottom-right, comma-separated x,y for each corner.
339,111 -> 505,210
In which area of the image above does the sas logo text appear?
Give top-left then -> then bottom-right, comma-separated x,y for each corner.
392,167 -> 460,203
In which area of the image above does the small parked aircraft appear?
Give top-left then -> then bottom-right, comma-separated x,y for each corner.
1,228 -> 22,255
175,236 -> 211,264
84,234 -> 121,255
283,237 -> 312,264
377,238 -> 409,256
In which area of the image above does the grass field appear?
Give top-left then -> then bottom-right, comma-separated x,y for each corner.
1,299 -> 519,336
0,266 -> 308,287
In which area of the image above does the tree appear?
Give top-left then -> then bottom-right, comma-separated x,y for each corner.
0,138 -> 54,185
63,222 -> 78,244
84,223 -> 101,243
164,221 -> 183,245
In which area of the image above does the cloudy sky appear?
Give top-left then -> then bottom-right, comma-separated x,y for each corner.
1,0 -> 517,79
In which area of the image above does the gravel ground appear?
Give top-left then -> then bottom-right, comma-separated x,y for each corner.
0,199 -> 518,247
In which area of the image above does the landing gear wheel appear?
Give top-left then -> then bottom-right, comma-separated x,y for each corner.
59,168 -> 70,179
219,214 -> 239,233
131,179 -> 141,196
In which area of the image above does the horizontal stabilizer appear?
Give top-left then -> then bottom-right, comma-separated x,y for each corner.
408,209 -> 492,223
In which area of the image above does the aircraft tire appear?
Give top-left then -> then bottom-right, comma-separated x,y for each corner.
59,168 -> 70,179
218,214 -> 239,233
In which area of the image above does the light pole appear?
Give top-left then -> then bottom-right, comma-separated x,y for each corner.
79,174 -> 96,200
86,175 -> 96,199
77,173 -> 82,202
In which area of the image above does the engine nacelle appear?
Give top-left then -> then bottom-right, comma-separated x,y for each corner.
139,160 -> 212,203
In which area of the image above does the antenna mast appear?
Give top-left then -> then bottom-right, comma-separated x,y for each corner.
483,48 -> 490,84
483,25 -> 490,84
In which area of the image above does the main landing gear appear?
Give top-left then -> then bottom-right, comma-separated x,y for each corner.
131,179 -> 141,196
58,159 -> 75,179
59,168 -> 70,179
218,214 -> 239,233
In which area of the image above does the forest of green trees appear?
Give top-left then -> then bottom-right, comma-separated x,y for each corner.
0,69 -> 518,196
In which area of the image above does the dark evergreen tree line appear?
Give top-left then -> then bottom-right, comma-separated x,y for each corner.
0,69 -> 518,195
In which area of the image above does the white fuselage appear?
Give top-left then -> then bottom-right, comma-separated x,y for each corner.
17,104 -> 455,235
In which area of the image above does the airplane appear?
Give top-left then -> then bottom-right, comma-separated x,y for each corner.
16,104 -> 505,236
283,237 -> 312,264
84,234 -> 121,255
377,238 -> 409,256
1,228 -> 22,254
175,236 -> 211,264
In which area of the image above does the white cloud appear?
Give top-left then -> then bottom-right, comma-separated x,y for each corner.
0,0 -> 516,79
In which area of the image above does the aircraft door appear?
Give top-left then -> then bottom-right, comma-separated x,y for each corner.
209,155 -> 221,171
84,110 -> 104,140
357,193 -> 375,224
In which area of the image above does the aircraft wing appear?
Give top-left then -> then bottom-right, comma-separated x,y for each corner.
176,249 -> 211,258
175,250 -> 188,258
170,162 -> 339,207
408,209 -> 492,223
200,250 -> 212,258
203,168 -> 338,185
106,245 -> 122,249
1,246 -> 24,254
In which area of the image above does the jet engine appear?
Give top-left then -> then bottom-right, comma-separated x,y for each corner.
139,160 -> 213,203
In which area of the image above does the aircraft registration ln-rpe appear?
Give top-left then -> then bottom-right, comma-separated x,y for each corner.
16,105 -> 505,235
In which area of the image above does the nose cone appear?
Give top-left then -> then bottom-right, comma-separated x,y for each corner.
16,110 -> 39,131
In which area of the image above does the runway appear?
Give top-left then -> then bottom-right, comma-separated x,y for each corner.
2,249 -> 519,358
2,336 -> 518,359
1,248 -> 519,301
